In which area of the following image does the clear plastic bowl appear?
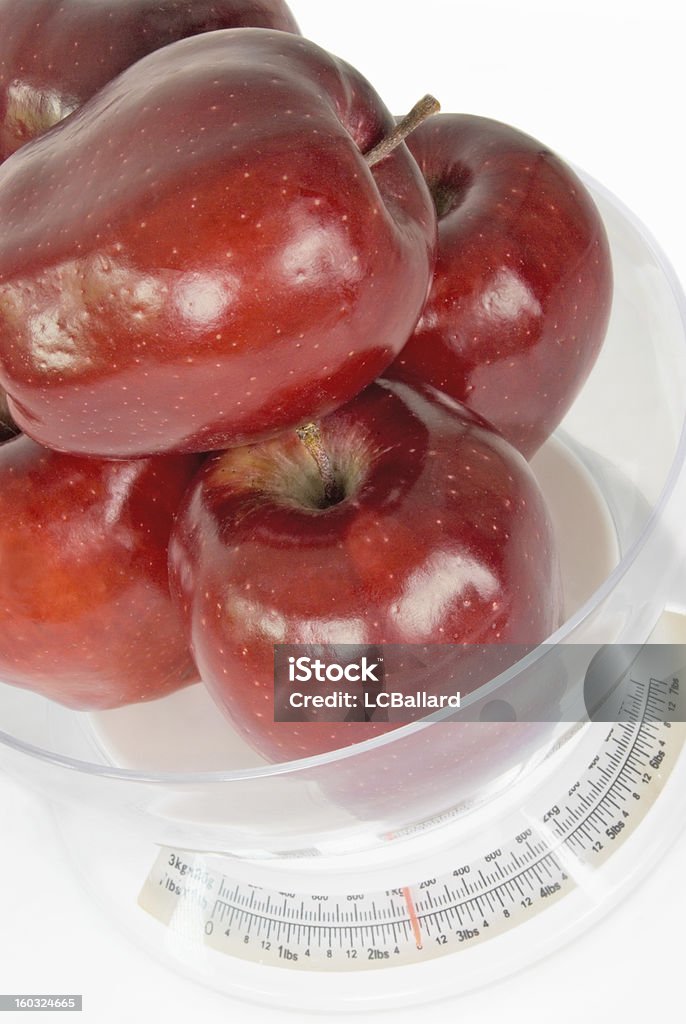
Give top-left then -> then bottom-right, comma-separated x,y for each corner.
1,174 -> 685,859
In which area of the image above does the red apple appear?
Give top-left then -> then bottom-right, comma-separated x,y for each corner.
0,29 -> 436,459
0,436 -> 201,710
0,0 -> 300,161
168,379 -> 562,761
387,113 -> 613,458
0,3 -> 300,434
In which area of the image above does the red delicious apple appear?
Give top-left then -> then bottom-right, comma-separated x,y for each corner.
0,436 -> 201,710
0,29 -> 437,458
387,113 -> 613,458
168,379 -> 563,762
0,0 -> 300,161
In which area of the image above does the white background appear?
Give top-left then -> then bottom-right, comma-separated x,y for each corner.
1,1 -> 685,1021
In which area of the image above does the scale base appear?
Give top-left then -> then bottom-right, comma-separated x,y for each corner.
48,613 -> 686,1012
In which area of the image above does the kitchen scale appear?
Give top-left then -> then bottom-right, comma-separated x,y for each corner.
1,175 -> 685,1013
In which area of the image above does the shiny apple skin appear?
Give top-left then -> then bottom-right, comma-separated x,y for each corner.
0,0 -> 300,161
388,113 -> 613,459
169,379 -> 562,761
0,30 -> 436,458
0,436 -> 201,710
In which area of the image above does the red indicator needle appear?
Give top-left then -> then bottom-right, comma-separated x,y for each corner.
402,886 -> 423,950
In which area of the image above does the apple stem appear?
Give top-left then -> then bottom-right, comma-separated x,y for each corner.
296,422 -> 343,507
365,94 -> 441,168
0,389 -> 19,442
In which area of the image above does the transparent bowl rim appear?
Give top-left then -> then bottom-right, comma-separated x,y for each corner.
2,171 -> 686,786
